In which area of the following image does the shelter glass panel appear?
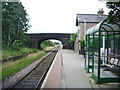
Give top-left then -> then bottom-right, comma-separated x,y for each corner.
85,18 -> 120,83
93,35 -> 99,76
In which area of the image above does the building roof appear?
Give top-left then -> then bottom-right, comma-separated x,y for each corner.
76,14 -> 107,26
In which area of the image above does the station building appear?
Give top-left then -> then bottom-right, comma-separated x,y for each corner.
75,9 -> 107,53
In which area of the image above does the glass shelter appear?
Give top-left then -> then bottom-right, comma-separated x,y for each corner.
85,19 -> 120,83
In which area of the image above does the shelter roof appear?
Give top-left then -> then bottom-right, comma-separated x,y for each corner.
86,19 -> 120,35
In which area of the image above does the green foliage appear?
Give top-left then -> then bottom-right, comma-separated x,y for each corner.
2,47 -> 55,80
2,2 -> 30,48
106,1 -> 120,24
41,40 -> 55,49
53,42 -> 60,45
69,33 -> 77,49
79,39 -> 85,54
80,39 -> 84,47
11,40 -> 22,50
2,51 -> 47,80
2,47 -> 38,59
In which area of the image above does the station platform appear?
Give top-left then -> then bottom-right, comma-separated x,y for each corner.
41,49 -> 120,89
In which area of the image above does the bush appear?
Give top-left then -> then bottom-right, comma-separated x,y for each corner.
69,33 -> 77,49
41,40 -> 55,49
2,47 -> 39,59
80,40 -> 84,47
11,40 -> 22,50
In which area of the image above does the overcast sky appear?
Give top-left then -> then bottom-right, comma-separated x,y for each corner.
20,0 -> 110,34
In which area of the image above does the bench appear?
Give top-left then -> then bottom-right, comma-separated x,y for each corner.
104,54 -> 120,75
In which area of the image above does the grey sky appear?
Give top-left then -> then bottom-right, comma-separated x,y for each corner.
20,0 -> 109,34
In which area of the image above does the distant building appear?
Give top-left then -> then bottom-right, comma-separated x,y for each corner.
75,9 -> 107,52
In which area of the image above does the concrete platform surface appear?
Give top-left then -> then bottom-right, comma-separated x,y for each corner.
41,49 -> 120,89
61,50 -> 92,88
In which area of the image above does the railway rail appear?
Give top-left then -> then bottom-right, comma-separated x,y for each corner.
8,46 -> 59,89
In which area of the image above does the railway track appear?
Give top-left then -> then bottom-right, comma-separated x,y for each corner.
10,47 -> 59,89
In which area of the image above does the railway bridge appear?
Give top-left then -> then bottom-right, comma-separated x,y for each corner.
26,33 -> 73,49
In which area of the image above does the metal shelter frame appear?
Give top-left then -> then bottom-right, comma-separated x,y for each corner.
85,19 -> 120,83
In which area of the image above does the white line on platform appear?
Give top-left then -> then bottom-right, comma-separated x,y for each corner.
40,51 -> 59,88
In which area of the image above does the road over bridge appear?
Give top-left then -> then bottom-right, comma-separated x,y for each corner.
26,33 -> 73,49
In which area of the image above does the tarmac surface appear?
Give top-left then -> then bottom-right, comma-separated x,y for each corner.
41,49 -> 120,89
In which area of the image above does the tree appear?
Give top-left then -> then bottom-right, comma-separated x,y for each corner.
106,1 -> 120,24
69,33 -> 77,49
53,42 -> 60,45
2,2 -> 30,48
41,40 -> 55,49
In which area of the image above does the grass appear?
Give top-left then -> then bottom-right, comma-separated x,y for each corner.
2,47 -> 38,59
1,46 -> 54,81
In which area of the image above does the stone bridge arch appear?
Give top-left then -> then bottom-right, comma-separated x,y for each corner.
26,33 -> 73,49
37,38 -> 64,48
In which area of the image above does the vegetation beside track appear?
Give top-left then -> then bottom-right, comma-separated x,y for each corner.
1,46 -> 55,81
2,39 -> 59,81
2,47 -> 38,59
